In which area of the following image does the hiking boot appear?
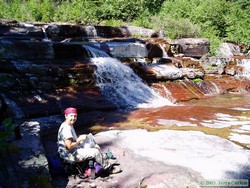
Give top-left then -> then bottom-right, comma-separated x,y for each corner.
102,158 -> 118,170
109,165 -> 122,174
108,159 -> 118,165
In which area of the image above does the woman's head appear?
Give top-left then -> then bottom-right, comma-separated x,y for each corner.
64,107 -> 77,125
64,107 -> 77,115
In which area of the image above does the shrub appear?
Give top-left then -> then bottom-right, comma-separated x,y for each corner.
149,15 -> 201,39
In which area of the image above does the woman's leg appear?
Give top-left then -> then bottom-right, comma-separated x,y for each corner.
73,147 -> 110,168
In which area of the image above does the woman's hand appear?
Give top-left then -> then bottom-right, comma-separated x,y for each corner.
77,134 -> 87,142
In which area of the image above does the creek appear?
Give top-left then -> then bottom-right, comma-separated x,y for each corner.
80,45 -> 250,148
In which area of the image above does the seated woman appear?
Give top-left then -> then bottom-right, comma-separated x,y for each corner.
57,107 -> 120,174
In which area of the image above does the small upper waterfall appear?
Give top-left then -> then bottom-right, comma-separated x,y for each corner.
41,27 -> 51,42
236,58 -> 250,78
159,43 -> 169,58
92,57 -> 173,109
83,45 -> 109,58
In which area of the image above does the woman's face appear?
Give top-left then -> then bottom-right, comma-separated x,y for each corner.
65,113 -> 77,125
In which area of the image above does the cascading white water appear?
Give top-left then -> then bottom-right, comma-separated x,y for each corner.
209,81 -> 222,95
236,59 -> 250,78
158,43 -> 169,58
41,27 -> 51,42
92,57 -> 173,109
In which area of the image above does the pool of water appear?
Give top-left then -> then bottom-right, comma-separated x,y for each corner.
107,93 -> 250,148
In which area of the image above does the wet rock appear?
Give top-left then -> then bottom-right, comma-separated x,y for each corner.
151,75 -> 250,103
53,43 -> 89,59
146,42 -> 164,58
145,38 -> 172,58
152,80 -> 204,103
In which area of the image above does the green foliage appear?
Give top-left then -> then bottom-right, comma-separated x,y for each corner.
228,0 -> 250,9
192,78 -> 203,83
144,0 -> 165,14
0,0 -> 55,21
160,0 -> 201,19
96,0 -> 144,22
158,0 -> 249,54
190,0 -> 229,37
0,0 -> 249,55
224,2 -> 250,44
149,15 -> 201,39
30,175 -> 53,188
53,0 -> 98,24
101,19 -> 124,27
201,27 -> 222,55
130,9 -> 152,28
0,117 -> 16,152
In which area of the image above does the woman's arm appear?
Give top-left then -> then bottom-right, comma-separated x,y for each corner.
65,134 -> 87,151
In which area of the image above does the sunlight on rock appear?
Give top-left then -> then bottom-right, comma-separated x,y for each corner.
157,119 -> 197,126
229,133 -> 250,145
97,129 -> 250,180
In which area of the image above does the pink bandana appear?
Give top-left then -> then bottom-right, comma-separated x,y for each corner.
64,107 -> 77,115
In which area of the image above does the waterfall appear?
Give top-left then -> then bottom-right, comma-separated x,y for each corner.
236,59 -> 250,78
92,57 -> 173,109
83,45 -> 173,109
41,27 -> 51,42
159,43 -> 169,58
83,45 -> 109,58
209,81 -> 222,94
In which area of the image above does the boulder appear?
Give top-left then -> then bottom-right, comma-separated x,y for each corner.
175,38 -> 209,58
180,68 -> 204,79
143,64 -> 183,80
45,24 -> 84,41
0,21 -> 45,40
109,42 -> 148,58
124,26 -> 156,38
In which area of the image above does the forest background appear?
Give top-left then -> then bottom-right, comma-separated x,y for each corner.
0,0 -> 249,54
